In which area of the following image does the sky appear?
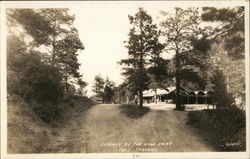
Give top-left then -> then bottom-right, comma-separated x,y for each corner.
58,1 -> 242,96
1,1 -> 245,96
70,2 -> 176,96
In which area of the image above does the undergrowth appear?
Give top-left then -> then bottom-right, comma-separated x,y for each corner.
187,106 -> 246,151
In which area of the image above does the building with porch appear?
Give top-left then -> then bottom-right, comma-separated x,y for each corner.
143,87 -> 214,105
142,87 -> 176,104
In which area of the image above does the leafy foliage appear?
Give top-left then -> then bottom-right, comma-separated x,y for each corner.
160,8 -> 209,109
7,35 -> 63,104
201,7 -> 246,108
207,38 -> 245,108
7,8 -> 86,124
210,68 -> 234,108
7,9 -> 85,92
201,7 -> 244,59
147,45 -> 169,90
7,9 -> 53,45
103,77 -> 115,103
187,107 -> 246,151
92,74 -> 105,100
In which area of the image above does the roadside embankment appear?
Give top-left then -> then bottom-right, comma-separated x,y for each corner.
7,94 -> 94,153
186,107 -> 246,151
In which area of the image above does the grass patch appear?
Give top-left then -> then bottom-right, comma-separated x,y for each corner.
186,107 -> 246,151
52,96 -> 95,126
119,104 -> 150,119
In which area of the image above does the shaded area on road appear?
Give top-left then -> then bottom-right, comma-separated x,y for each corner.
119,104 -> 150,119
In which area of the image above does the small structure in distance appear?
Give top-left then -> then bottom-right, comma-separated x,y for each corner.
143,87 -> 214,106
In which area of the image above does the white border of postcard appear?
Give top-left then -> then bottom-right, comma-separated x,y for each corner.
1,1 -> 250,159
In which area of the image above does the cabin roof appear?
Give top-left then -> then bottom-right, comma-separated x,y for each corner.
143,87 -> 175,97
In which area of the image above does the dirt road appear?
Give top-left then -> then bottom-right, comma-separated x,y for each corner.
82,104 -> 213,153
47,104 -> 213,153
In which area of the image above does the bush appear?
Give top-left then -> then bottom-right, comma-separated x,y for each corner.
33,78 -> 64,104
211,68 -> 235,108
7,40 -> 64,124
32,102 -> 62,124
72,96 -> 95,107
31,95 -> 95,125
187,106 -> 246,151
8,50 -> 64,104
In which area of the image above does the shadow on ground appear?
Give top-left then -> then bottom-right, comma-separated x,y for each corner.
119,104 -> 150,119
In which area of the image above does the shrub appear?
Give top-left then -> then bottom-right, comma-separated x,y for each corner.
7,39 -> 64,124
211,68 -> 235,108
187,106 -> 246,151
32,102 -> 62,124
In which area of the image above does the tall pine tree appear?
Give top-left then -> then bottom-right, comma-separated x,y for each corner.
120,8 -> 162,108
92,74 -> 105,102
160,8 -> 208,110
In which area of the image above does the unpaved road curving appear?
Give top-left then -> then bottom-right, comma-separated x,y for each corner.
83,104 -> 213,153
49,104 -> 213,153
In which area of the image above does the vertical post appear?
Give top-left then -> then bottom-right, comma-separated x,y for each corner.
205,95 -> 208,109
154,88 -> 157,104
195,94 -> 198,104
212,96 -> 214,109
135,94 -> 138,105
126,88 -> 129,104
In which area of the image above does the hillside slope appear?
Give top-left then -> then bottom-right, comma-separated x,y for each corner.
8,95 -> 53,153
7,95 -> 94,153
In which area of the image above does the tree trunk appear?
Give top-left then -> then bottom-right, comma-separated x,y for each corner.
175,49 -> 181,110
134,94 -> 138,105
139,89 -> 143,108
51,26 -> 56,68
126,96 -> 129,104
138,11 -> 144,108
154,88 -> 157,104
126,88 -> 129,104
51,21 -> 57,67
176,76 -> 181,109
65,64 -> 68,94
